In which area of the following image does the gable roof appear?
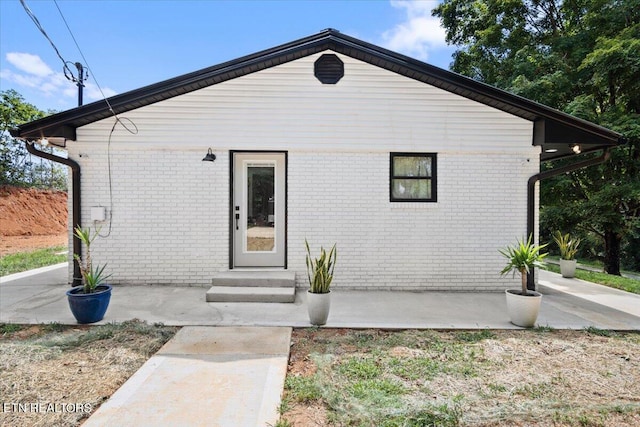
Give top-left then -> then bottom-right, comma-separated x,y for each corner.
11,28 -> 624,160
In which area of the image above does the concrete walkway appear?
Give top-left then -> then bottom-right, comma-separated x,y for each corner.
546,259 -> 640,281
538,269 -> 640,319
82,326 -> 291,427
2,264 -> 639,427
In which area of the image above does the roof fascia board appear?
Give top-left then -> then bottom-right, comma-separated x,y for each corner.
9,123 -> 75,141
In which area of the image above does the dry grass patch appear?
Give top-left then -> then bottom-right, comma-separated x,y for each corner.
0,320 -> 178,427
281,328 -> 640,427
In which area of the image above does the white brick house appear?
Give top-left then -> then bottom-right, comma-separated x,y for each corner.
13,30 -> 623,292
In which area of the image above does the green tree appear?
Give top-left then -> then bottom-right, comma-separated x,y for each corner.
0,89 -> 66,190
434,0 -> 640,275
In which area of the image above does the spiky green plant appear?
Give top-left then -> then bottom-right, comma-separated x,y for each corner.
552,231 -> 581,260
73,226 -> 111,293
305,239 -> 337,294
499,235 -> 548,295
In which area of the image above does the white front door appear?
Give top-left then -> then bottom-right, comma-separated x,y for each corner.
233,152 -> 286,267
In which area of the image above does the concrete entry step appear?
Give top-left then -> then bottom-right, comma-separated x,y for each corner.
207,271 -> 296,303
212,270 -> 296,288
206,285 -> 295,303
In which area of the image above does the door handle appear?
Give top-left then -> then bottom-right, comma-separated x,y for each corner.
235,206 -> 240,230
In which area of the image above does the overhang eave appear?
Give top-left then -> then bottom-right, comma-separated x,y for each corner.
10,124 -> 76,143
535,119 -> 624,161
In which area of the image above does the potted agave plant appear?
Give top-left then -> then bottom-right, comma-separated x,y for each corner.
499,235 -> 547,328
305,239 -> 337,326
552,231 -> 581,278
66,226 -> 112,324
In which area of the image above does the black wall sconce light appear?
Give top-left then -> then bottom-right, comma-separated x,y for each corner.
202,148 -> 216,162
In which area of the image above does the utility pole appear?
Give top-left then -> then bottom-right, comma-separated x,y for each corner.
64,61 -> 88,107
75,62 -> 85,106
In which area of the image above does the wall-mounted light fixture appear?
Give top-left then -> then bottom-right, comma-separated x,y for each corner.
571,144 -> 582,154
202,148 -> 216,162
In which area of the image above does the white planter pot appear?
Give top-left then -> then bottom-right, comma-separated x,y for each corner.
307,291 -> 331,326
559,259 -> 577,278
505,289 -> 542,328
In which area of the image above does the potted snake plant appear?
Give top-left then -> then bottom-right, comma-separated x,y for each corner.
499,235 -> 547,327
305,239 -> 337,326
552,231 -> 581,278
66,226 -> 112,324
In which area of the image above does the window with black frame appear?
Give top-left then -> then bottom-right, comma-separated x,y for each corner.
390,153 -> 437,202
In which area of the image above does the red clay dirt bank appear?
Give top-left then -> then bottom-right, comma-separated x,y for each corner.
0,185 -> 68,256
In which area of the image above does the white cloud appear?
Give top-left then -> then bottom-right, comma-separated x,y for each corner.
85,82 -> 117,100
6,52 -> 54,77
1,68 -> 44,89
382,0 -> 447,61
1,52 -> 117,107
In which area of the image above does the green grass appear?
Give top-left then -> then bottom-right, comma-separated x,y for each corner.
283,331 -> 483,426
281,329 -> 640,426
0,323 -> 25,334
544,263 -> 640,294
284,375 -> 323,402
0,246 -> 67,276
455,329 -> 495,342
32,320 -> 177,354
584,326 -> 616,337
0,322 -> 66,336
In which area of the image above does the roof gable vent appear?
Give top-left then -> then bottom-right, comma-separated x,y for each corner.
314,54 -> 344,84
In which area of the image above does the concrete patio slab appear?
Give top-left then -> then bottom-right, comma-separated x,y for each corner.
82,326 -> 291,427
1,263 -> 639,330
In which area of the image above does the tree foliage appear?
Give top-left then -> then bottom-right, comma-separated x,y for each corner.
0,89 -> 67,190
434,0 -> 640,274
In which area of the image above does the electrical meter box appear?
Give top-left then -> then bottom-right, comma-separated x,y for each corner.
90,206 -> 106,222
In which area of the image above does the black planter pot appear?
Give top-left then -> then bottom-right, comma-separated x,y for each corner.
66,284 -> 112,324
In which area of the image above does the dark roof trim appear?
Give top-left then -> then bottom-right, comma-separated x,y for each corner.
11,28 -> 624,160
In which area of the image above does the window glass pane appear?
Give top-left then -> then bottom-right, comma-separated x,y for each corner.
393,156 -> 432,177
392,179 -> 431,199
246,165 -> 275,252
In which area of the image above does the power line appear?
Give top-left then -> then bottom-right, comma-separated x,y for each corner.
53,0 -> 115,113
21,0 -> 137,128
52,0 -> 138,136
19,0 -> 75,79
20,0 -> 88,106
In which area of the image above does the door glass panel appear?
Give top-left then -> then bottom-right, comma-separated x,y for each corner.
246,164 -> 275,252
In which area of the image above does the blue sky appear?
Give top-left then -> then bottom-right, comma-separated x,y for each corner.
0,0 -> 457,112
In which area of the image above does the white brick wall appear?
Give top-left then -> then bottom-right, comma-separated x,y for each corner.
288,150 -> 539,291
66,144 -> 539,290
64,51 -> 541,290
68,145 -> 229,285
